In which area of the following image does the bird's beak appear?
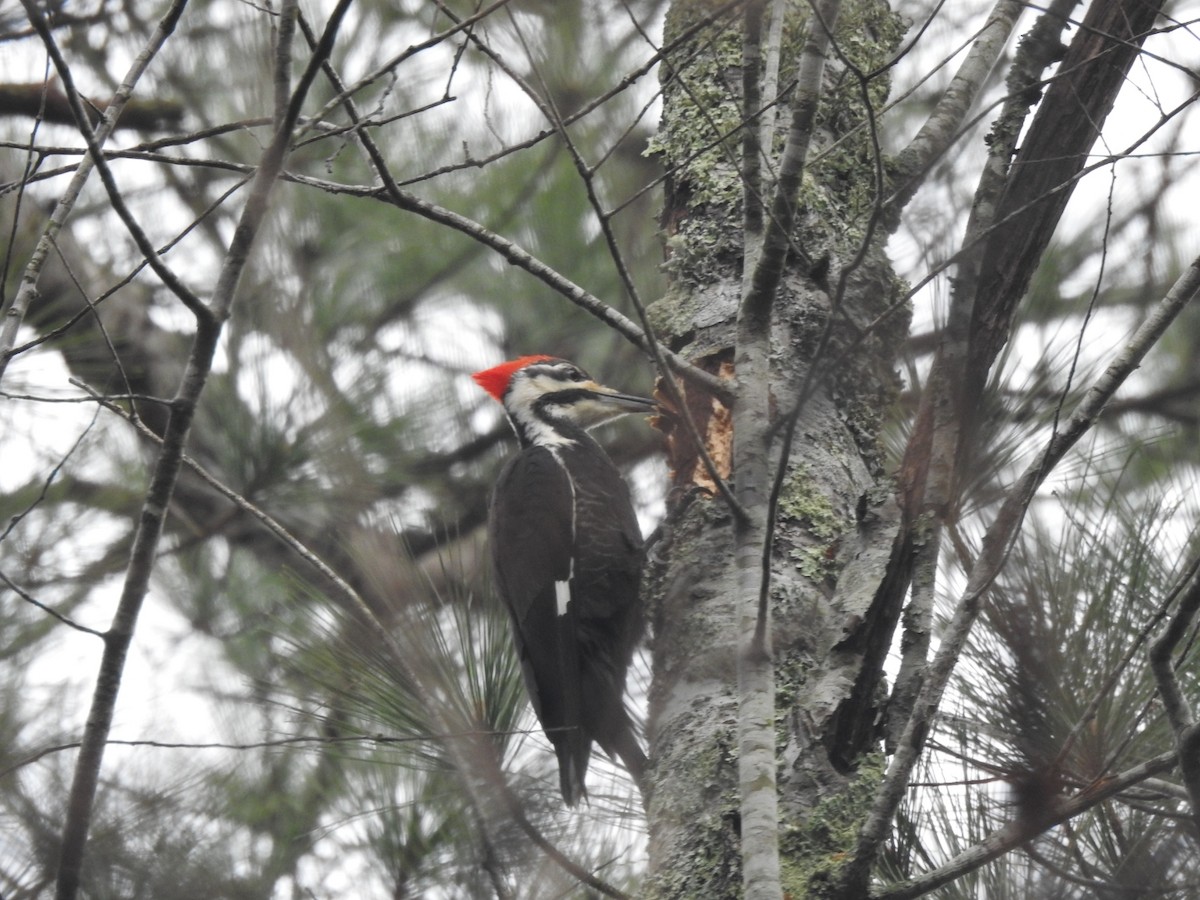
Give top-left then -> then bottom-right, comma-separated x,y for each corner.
586,384 -> 656,412
574,381 -> 656,428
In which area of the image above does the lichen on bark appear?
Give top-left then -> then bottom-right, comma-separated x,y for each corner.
645,1 -> 911,896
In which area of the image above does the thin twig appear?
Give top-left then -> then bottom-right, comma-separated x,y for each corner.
6,177 -> 251,364
499,5 -> 746,520
841,252 -> 1200,894
886,0 -> 1026,217
49,2 -> 351,895
0,728 -> 555,780
1,0 -> 186,383
48,101 -> 197,296
0,389 -> 102,544
0,60 -> 47,315
387,0 -> 744,191
1149,568 -> 1200,834
300,0 -> 520,132
871,751 -> 1179,899
0,569 -> 106,639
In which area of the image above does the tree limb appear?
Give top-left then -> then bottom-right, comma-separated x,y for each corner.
731,4 -> 843,898
886,0 -> 1082,752
18,18 -> 208,319
967,0 -> 1166,402
1,1 -> 187,383
841,251 -> 1200,895
1149,567 -> 1200,837
886,0 -> 1027,219
0,82 -> 183,131
48,1 -> 353,895
872,751 -> 1179,899
741,0 -> 840,323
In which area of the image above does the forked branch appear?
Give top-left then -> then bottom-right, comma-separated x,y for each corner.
1,0 -> 189,383
1149,567 -> 1200,836
841,252 -> 1200,895
43,1 -> 353,895
873,751 -> 1179,899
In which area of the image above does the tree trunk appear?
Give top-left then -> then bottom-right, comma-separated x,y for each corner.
644,1 -> 909,895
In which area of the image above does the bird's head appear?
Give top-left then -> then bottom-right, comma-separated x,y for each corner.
472,356 -> 655,446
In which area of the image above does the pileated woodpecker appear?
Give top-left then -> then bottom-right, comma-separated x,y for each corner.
473,355 -> 652,805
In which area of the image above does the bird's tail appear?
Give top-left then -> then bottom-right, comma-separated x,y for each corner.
598,704 -> 648,803
556,599 -> 589,806
556,739 -> 590,807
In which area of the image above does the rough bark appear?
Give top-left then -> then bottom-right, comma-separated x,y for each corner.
644,2 -> 908,895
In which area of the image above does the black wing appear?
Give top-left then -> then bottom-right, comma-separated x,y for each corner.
560,442 -> 647,789
490,446 -> 573,619
488,446 -> 589,803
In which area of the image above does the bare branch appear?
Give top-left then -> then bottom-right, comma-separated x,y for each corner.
0,0 -> 188,384
300,0 -> 521,133
49,1 -> 354,895
887,0 -> 1026,216
0,82 -> 182,131
887,0 -> 1153,754
729,3 -> 844,897
967,0 -> 1167,394
843,252 -> 1200,894
742,0 -> 765,242
0,729 -> 553,781
872,751 -> 1180,899
1149,568 -> 1200,836
15,22 -> 208,319
741,0 -> 840,324
0,569 -> 106,639
366,157 -> 733,402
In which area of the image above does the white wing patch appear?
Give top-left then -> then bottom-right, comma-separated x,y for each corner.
555,579 -> 571,616
550,448 -> 577,618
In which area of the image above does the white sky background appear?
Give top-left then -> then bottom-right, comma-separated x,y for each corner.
0,4 -> 667,893
2,0 -> 1200,893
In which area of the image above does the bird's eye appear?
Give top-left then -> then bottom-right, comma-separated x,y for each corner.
562,366 -> 586,381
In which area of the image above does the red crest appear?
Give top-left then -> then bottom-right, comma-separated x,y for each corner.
471,355 -> 555,401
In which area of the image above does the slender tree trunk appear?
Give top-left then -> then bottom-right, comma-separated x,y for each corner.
644,1 -> 909,895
